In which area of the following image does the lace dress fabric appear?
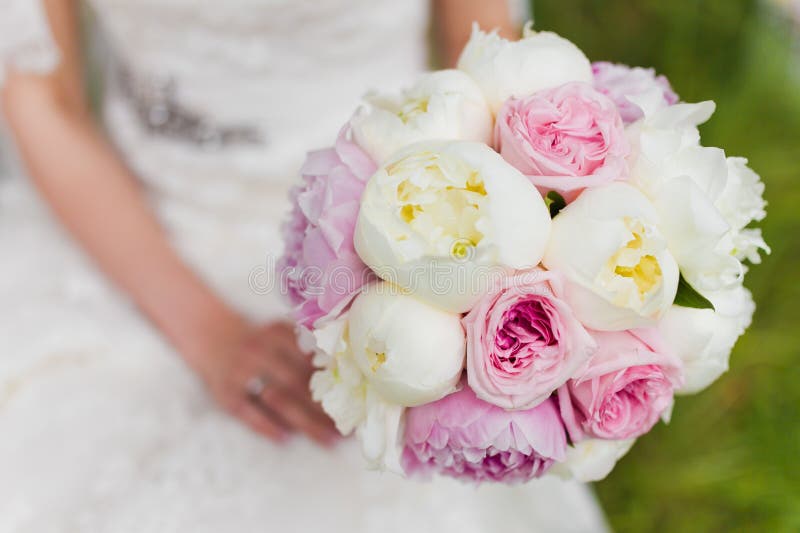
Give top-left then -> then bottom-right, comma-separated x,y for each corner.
0,1 -> 608,532
0,0 -> 59,85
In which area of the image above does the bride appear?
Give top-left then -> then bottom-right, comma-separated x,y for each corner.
0,1 -> 609,531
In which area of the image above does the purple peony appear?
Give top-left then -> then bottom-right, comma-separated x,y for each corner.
279,127 -> 377,328
591,61 -> 679,123
402,383 -> 567,484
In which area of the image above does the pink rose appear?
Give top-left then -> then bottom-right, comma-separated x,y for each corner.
591,61 -> 679,123
558,329 -> 684,442
494,82 -> 629,202
279,127 -> 377,328
463,270 -> 595,410
402,383 -> 567,483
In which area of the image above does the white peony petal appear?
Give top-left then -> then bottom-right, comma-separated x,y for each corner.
625,87 -> 673,120
347,282 -> 465,406
714,157 -> 769,264
628,97 -> 767,291
308,318 -> 369,436
457,24 -> 592,114
312,316 -> 349,356
354,140 -> 551,312
652,176 -> 742,291
357,387 -> 406,474
659,284 -> 755,394
645,100 -> 716,131
549,439 -> 636,482
350,69 -> 492,164
543,183 -> 679,331
664,146 -> 729,202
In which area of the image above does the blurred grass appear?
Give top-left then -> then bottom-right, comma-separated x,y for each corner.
532,1 -> 800,531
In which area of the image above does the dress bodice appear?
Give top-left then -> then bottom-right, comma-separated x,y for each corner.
86,0 -> 430,216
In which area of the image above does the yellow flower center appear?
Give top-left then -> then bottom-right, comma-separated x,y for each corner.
450,240 -> 474,260
400,204 -> 423,223
397,98 -> 429,123
367,350 -> 387,373
388,152 -> 488,253
614,254 -> 662,296
609,220 -> 663,299
465,171 -> 487,195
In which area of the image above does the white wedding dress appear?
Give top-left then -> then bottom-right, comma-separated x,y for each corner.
0,1 -> 609,532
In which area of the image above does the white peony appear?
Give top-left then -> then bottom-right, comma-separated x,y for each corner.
658,283 -> 755,394
347,282 -> 466,406
457,23 -> 592,114
354,140 -> 551,312
308,314 -> 405,473
628,99 -> 767,291
550,439 -> 636,482
356,386 -> 405,473
542,182 -> 680,331
309,316 -> 367,435
717,157 -> 769,264
350,69 -> 493,164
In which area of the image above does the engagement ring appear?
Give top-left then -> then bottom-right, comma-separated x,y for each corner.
245,375 -> 270,397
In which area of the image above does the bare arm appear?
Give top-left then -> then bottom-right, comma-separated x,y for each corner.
434,0 -> 521,68
1,0 -> 335,444
1,0 -> 241,368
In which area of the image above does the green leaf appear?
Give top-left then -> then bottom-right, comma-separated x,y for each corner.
544,190 -> 566,218
673,273 -> 715,310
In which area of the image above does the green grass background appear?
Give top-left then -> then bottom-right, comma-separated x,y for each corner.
531,1 -> 800,531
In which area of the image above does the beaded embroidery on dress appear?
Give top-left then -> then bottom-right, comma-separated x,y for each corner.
0,1 -> 608,531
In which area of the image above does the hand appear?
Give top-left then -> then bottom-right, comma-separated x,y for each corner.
188,319 -> 338,446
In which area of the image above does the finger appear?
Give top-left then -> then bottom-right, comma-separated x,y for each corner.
235,401 -> 289,443
256,385 -> 316,436
286,382 -> 333,423
261,354 -> 331,421
280,395 -> 338,446
273,337 -> 315,378
246,347 -> 308,396
259,322 -> 297,344
245,336 -> 315,393
259,384 -> 337,446
242,335 -> 328,420
277,344 -> 336,422
233,347 -> 311,417
257,324 -> 313,361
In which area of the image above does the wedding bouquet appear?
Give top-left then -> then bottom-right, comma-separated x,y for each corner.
279,24 -> 768,484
